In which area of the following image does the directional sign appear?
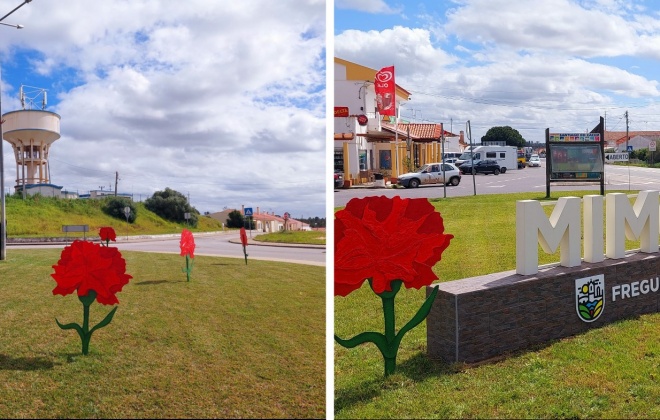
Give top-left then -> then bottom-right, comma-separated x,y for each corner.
244,207 -> 253,216
605,153 -> 629,162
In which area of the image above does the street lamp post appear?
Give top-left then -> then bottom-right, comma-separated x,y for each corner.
0,0 -> 32,261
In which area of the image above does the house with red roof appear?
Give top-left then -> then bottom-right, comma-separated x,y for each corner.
605,131 -> 660,152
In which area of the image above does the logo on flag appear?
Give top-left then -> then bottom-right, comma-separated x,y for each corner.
375,66 -> 396,116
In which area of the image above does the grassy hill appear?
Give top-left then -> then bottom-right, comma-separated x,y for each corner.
3,195 -> 224,238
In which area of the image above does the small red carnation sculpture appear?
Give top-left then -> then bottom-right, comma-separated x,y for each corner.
240,227 -> 249,265
179,229 -> 195,281
99,226 -> 117,247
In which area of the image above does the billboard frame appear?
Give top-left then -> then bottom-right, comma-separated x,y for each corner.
545,117 -> 605,197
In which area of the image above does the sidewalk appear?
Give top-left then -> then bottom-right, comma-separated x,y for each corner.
341,181 -> 394,189
227,238 -> 325,249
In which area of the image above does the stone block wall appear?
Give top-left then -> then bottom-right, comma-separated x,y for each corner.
426,252 -> 660,364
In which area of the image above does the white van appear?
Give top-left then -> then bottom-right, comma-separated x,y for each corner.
456,146 -> 519,173
443,152 -> 462,164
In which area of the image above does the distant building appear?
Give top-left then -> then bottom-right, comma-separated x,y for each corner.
207,206 -> 310,232
605,131 -> 660,152
78,190 -> 133,200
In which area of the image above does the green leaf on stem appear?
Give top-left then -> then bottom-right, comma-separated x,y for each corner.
89,306 -> 118,335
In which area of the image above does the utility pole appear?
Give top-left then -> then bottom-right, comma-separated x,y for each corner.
625,110 -> 629,152
114,171 -> 118,196
0,0 -> 32,261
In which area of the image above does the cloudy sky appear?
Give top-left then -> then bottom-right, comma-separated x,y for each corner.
335,0 -> 660,145
0,0 -> 326,218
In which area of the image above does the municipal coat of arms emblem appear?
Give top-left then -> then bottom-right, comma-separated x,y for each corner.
575,274 -> 605,322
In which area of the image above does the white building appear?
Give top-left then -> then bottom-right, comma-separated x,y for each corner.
334,58 -> 411,186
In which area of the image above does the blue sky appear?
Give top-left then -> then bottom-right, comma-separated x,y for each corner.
334,0 -> 660,144
0,0 -> 326,218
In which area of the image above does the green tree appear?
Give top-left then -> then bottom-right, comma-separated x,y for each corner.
102,197 -> 137,223
225,210 -> 255,229
481,126 -> 526,148
144,187 -> 199,227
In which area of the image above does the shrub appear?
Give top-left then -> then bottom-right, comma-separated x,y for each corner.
144,187 -> 199,227
102,197 -> 137,223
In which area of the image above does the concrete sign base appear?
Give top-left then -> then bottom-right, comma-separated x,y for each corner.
426,252 -> 660,364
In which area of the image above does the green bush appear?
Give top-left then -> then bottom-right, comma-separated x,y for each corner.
144,187 -> 199,227
102,197 -> 137,223
225,210 -> 254,229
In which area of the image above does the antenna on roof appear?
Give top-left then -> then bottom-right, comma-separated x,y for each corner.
19,85 -> 48,110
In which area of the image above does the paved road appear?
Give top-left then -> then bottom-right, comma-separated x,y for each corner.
334,161 -> 660,207
8,230 -> 326,267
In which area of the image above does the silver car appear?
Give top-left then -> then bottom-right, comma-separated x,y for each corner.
528,154 -> 541,167
397,163 -> 462,188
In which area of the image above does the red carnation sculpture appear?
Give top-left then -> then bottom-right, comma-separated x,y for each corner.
334,196 -> 453,375
52,240 -> 133,355
99,226 -> 117,247
180,229 -> 195,281
240,227 -> 248,265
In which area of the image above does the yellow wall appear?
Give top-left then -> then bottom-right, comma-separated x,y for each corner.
335,57 -> 411,101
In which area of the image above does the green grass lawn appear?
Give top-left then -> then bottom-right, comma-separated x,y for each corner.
0,249 -> 325,418
335,190 -> 660,418
4,195 -> 224,238
254,230 -> 326,245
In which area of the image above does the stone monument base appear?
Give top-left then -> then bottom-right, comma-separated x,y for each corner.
426,252 -> 660,364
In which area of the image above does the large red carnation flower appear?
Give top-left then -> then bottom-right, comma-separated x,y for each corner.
51,240 -> 132,305
99,226 -> 116,242
335,196 -> 453,297
180,229 -> 195,258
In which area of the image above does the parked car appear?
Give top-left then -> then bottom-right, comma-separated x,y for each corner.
528,154 -> 541,167
397,163 -> 462,188
458,159 -> 501,175
334,170 -> 344,189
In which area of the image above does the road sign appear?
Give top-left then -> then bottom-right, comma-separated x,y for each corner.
244,207 -> 253,216
605,153 -> 629,162
627,145 -> 633,152
650,141 -> 657,152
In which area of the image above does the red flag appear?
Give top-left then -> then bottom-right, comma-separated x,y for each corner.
374,66 -> 396,116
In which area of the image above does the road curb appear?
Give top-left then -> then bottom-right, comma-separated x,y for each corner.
7,231 -> 325,250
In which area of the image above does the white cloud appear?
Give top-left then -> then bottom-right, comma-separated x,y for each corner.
335,26 -> 457,75
1,0 -> 326,217
335,0 -> 400,14
335,1 -> 660,144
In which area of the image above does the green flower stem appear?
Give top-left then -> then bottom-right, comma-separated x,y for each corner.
334,280 -> 439,376
55,290 -> 118,355
182,254 -> 194,281
82,297 -> 91,354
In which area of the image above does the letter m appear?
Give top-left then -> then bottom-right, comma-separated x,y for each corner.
606,191 -> 659,259
516,197 -> 581,275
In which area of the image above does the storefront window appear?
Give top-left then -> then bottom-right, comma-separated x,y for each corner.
334,149 -> 344,172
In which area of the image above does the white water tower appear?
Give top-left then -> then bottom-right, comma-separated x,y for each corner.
2,85 -> 61,193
